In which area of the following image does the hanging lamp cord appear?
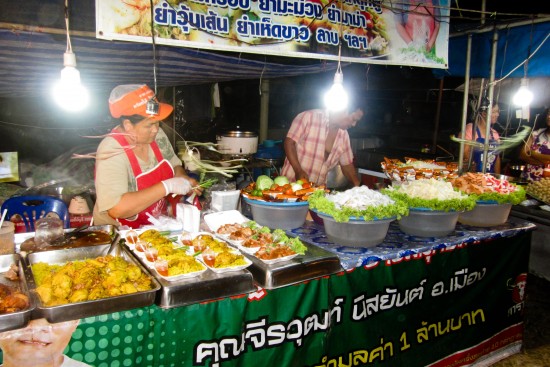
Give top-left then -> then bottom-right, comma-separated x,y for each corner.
64,0 -> 72,53
149,0 -> 158,97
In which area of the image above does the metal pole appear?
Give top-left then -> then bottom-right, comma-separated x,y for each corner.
431,78 -> 444,154
259,79 -> 270,143
458,34 -> 472,173
481,28 -> 498,173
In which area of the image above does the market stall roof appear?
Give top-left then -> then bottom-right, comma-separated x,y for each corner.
0,28 -> 335,98
0,0 -> 339,98
434,20 -> 550,79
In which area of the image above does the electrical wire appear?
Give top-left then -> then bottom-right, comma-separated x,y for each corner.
64,0 -> 72,53
149,0 -> 158,97
491,31 -> 550,85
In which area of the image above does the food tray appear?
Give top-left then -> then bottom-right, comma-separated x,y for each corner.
22,244 -> 161,323
16,225 -> 115,253
199,254 -> 253,273
0,254 -> 35,332
526,191 -> 550,206
244,239 -> 342,289
122,229 -> 256,308
204,211 -> 343,289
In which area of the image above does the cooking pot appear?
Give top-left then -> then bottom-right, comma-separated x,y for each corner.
216,130 -> 258,156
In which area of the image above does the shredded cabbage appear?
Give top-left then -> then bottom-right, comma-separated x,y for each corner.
308,186 -> 408,222
383,179 -> 476,212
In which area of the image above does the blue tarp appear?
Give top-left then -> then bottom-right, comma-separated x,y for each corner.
434,21 -> 550,78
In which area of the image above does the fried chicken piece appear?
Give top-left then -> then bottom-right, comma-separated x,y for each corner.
4,263 -> 19,281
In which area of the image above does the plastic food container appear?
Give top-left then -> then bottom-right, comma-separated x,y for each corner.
243,198 -> 309,230
0,221 -> 15,255
316,212 -> 394,247
399,209 -> 460,237
458,202 -> 512,227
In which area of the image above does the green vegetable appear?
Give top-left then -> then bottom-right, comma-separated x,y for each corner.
381,189 -> 476,212
256,175 -> 274,191
271,229 -> 307,255
307,190 -> 409,222
471,185 -> 526,205
273,176 -> 290,186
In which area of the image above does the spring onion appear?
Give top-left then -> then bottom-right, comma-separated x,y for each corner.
179,141 -> 247,178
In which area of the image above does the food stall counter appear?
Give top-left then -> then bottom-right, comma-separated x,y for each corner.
0,218 -> 535,367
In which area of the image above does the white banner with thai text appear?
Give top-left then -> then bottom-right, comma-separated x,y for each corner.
96,0 -> 450,69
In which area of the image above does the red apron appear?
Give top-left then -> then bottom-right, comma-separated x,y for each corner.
111,131 -> 174,228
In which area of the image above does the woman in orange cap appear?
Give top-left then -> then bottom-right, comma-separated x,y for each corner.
93,84 -> 199,228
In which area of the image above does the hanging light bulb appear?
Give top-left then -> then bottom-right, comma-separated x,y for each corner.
324,0 -> 348,112
324,69 -> 348,111
513,78 -> 533,107
52,0 -> 89,112
53,51 -> 89,111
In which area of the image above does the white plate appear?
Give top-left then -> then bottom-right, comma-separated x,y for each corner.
204,210 -> 250,232
236,244 -> 261,254
199,256 -> 252,273
154,265 -> 207,281
258,253 -> 299,265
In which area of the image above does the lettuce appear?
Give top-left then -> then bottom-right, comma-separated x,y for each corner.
471,185 -> 526,205
382,189 -> 476,212
272,229 -> 306,254
307,190 -> 409,222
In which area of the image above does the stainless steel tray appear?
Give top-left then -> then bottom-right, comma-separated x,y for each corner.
243,240 -> 343,289
16,225 -> 116,253
124,243 -> 256,309
154,269 -> 256,308
0,254 -> 35,332
22,244 -> 161,323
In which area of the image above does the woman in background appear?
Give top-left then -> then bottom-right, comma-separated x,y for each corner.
520,108 -> 550,181
460,102 -> 501,174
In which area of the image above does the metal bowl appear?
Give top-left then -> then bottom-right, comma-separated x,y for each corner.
399,209 -> 461,237
315,211 -> 394,247
243,197 -> 309,230
458,203 -> 512,227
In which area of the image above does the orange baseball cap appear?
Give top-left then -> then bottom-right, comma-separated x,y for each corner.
108,84 -> 173,120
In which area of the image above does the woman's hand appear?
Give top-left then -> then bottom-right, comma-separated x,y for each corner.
161,177 -> 193,196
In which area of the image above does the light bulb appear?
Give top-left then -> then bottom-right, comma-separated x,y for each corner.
52,51 -> 89,111
324,71 -> 348,111
53,79 -> 89,112
513,78 -> 534,107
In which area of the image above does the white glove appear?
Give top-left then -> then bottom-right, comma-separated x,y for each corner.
161,177 -> 192,196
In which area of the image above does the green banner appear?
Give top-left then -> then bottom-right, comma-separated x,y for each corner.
0,232 -> 530,366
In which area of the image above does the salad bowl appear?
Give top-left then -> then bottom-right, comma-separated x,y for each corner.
314,210 -> 395,247
398,208 -> 462,237
458,201 -> 512,227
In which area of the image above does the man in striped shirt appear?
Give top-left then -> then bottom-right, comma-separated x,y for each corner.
281,108 -> 363,187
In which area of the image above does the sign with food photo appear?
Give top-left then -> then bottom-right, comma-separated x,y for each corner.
96,0 -> 450,68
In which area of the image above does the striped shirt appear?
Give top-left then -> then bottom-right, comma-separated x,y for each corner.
281,109 -> 354,185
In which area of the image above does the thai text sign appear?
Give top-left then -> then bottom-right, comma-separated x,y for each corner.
96,0 -> 450,69
0,232 -> 528,366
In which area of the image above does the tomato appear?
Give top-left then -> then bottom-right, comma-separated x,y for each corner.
302,182 -> 311,189
284,188 -> 294,195
271,184 -> 279,190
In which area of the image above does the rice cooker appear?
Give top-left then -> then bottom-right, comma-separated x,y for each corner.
216,130 -> 258,156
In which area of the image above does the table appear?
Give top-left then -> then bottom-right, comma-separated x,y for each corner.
0,219 -> 535,367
